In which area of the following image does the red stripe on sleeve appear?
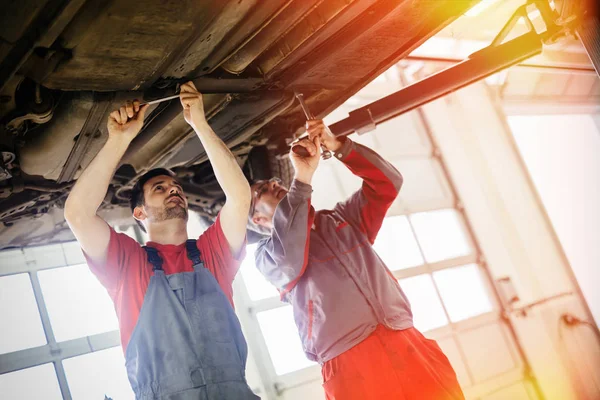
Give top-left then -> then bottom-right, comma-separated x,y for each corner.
344,151 -> 398,244
280,200 -> 314,297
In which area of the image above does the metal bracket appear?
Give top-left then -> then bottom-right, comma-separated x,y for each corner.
510,292 -> 574,318
57,92 -> 114,183
0,151 -> 15,181
347,107 -> 377,135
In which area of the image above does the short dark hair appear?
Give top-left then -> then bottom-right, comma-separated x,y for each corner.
129,168 -> 176,232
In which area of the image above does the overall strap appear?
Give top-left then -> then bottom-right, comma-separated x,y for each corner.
142,246 -> 163,271
185,239 -> 204,268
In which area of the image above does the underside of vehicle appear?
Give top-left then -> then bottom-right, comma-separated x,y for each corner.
0,0 -> 482,248
1,0 -> 595,249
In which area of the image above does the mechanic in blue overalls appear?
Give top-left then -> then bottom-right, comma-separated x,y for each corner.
65,82 -> 259,399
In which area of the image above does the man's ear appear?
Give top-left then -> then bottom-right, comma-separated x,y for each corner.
133,206 -> 146,223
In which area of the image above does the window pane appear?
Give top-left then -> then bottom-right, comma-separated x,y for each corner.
61,242 -> 86,266
399,274 -> 448,332
0,363 -> 62,399
311,163 -> 346,210
0,274 -> 46,354
256,306 -> 316,375
38,264 -> 118,342
433,264 -> 493,322
410,209 -> 471,263
63,347 -> 134,400
22,244 -> 66,269
0,248 -> 26,271
188,210 -> 208,239
240,244 -> 279,301
373,216 -> 424,270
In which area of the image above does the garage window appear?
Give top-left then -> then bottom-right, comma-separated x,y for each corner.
256,306 -> 316,376
0,274 -> 47,354
38,264 -> 118,342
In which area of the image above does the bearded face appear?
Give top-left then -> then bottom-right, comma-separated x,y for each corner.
135,176 -> 190,227
146,192 -> 188,223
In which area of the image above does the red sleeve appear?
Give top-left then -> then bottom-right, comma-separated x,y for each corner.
196,213 -> 246,289
334,140 -> 403,244
82,225 -> 143,297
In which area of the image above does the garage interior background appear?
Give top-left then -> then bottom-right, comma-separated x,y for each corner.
1,0 -> 599,399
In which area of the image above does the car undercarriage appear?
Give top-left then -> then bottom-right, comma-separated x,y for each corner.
1,0 -> 595,249
0,0 -> 481,248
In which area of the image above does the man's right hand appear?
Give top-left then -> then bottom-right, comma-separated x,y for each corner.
290,135 -> 321,185
107,100 -> 148,142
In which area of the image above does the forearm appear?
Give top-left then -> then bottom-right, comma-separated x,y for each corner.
193,122 -> 250,202
334,140 -> 403,243
341,140 -> 403,194
65,137 -> 130,219
256,180 -> 314,293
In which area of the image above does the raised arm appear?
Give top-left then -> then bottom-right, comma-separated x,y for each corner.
254,136 -> 320,296
64,102 -> 148,265
309,120 -> 403,244
334,140 -> 403,243
179,82 -> 251,257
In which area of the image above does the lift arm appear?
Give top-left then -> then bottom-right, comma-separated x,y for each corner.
330,0 -> 594,137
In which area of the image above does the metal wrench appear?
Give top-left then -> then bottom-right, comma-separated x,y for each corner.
139,94 -> 181,106
292,92 -> 332,160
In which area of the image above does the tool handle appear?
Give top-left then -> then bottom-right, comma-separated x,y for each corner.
139,94 -> 181,106
293,91 -> 333,159
291,140 -> 332,159
295,93 -> 314,120
291,144 -> 311,157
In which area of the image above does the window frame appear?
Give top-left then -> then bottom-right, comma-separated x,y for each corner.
0,240 -> 124,399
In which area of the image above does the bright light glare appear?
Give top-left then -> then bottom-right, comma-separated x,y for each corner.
465,0 -> 500,17
528,9 -> 541,20
187,210 -> 207,239
409,37 -> 488,60
399,274 -> 448,332
373,216 -> 424,270
485,70 -> 508,86
410,37 -> 456,58
433,264 -> 493,322
256,306 -> 316,375
410,209 -> 471,263
38,264 -> 119,342
240,244 -> 279,301
63,347 -> 134,399
508,115 -> 600,326
0,364 -> 62,399
0,274 -> 47,354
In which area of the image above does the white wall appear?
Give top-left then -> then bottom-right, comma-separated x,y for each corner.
420,81 -> 600,400
507,115 -> 600,326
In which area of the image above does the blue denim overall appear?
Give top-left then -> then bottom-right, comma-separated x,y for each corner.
125,240 -> 260,399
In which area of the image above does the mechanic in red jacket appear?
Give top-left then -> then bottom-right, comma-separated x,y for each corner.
250,120 -> 464,400
65,82 -> 259,399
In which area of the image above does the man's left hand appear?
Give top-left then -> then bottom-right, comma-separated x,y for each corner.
179,81 -> 208,129
290,135 -> 321,185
